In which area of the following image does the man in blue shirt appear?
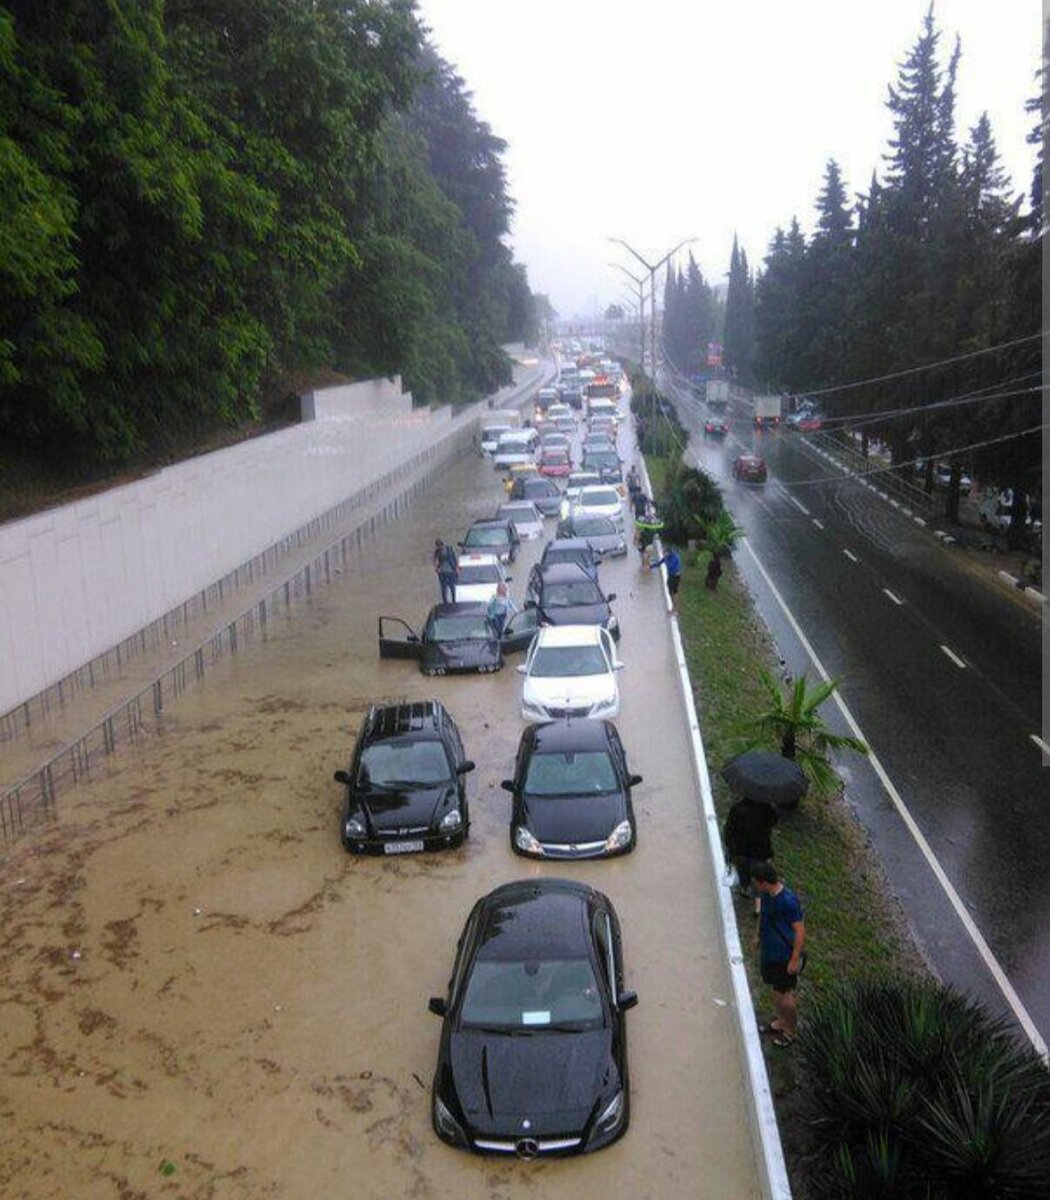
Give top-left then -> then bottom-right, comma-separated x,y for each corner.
752,861 -> 806,1047
649,545 -> 683,614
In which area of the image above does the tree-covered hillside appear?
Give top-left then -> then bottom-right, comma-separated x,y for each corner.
0,0 -> 537,467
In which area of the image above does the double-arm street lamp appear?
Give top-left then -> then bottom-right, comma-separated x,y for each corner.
608,261 -> 650,369
608,236 -> 697,380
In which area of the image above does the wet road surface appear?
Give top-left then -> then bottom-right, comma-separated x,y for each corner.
667,378 -> 1049,1049
0,438 -> 761,1197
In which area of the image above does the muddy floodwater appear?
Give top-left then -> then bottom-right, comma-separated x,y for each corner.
0,450 -> 761,1199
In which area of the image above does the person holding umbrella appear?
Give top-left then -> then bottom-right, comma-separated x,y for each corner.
723,795 -> 778,916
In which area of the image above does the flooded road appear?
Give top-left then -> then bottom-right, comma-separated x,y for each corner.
0,446 -> 761,1197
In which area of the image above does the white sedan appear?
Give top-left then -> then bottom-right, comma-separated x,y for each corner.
570,484 -> 625,530
517,624 -> 623,721
497,501 -> 545,540
454,553 -> 509,604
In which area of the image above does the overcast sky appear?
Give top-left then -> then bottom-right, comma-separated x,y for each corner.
417,1 -> 1040,318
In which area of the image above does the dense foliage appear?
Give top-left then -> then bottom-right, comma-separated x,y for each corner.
799,980 -> 1050,1199
723,11 -> 1041,518
661,251 -> 720,378
0,0 -> 536,465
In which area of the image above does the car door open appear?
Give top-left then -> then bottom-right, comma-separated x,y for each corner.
501,608 -> 539,654
378,616 -> 423,660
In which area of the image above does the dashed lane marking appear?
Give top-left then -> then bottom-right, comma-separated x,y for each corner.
812,518 -> 825,530
843,549 -> 859,563
883,589 -> 904,605
1030,735 -> 1050,757
789,496 -> 810,516
940,645 -> 967,669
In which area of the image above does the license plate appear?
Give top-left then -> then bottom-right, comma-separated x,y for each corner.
383,840 -> 425,855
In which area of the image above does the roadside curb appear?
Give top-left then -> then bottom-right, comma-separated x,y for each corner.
637,452 -> 792,1200
996,569 -> 1046,606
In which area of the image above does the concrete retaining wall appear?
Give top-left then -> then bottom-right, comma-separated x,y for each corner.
0,376 -> 485,716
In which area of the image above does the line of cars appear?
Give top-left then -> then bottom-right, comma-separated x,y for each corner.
341,371 -> 645,1160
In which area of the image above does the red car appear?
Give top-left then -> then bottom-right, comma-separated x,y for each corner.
703,418 -> 729,438
539,448 -> 573,477
732,453 -> 767,484
797,415 -> 822,432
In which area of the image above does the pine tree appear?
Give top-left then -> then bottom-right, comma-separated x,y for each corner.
723,235 -> 754,383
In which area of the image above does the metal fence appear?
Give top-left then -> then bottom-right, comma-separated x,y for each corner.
0,430 -> 471,845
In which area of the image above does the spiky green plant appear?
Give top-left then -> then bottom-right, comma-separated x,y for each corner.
737,670 -> 868,791
657,453 -> 723,545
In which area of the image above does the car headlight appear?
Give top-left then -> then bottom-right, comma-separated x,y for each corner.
439,809 -> 463,832
434,1095 -> 468,1146
593,1090 -> 625,1138
514,826 -> 544,855
604,820 -> 632,851
344,816 -> 366,838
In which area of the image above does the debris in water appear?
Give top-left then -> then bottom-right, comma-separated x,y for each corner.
712,997 -> 728,1008
159,1160 -> 177,1176
70,950 -> 82,961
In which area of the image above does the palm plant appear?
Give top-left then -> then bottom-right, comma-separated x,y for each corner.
739,670 -> 868,791
700,510 -> 745,589
658,454 -> 723,544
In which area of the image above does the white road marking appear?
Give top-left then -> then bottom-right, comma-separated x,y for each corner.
1030,735 -> 1050,756
741,537 -> 1047,1058
843,549 -> 858,563
940,645 -> 967,669
883,589 -> 904,605
789,496 -> 810,516
812,519 -> 825,531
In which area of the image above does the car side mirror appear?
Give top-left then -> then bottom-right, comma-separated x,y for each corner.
618,990 -> 639,1011
428,997 -> 447,1017
505,576 -> 513,583
628,774 -> 643,787
606,593 -> 617,602
516,664 -> 527,675
614,662 -> 625,671
500,779 -> 515,792
333,770 -> 351,785
456,760 -> 476,775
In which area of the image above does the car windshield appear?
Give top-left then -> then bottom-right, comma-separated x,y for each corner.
428,615 -> 492,641
531,645 -> 607,678
543,450 -> 570,462
525,749 -> 618,796
584,452 -> 618,468
524,480 -> 558,498
358,740 -> 450,788
572,517 -> 615,536
457,564 -> 500,585
464,527 -> 507,547
568,475 -> 599,491
581,489 -> 619,507
460,956 -> 603,1031
543,581 -> 604,606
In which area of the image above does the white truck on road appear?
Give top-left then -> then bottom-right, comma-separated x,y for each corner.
706,380 -> 730,412
752,394 -> 782,429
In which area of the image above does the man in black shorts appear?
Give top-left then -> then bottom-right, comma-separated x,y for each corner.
752,862 -> 806,1047
649,545 -> 682,614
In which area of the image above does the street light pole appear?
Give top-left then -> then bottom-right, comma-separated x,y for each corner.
608,236 -> 697,381
608,262 -> 649,371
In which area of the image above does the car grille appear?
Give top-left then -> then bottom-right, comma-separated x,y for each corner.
539,839 -> 606,858
545,705 -> 591,719
474,1136 -> 582,1157
380,825 -> 429,837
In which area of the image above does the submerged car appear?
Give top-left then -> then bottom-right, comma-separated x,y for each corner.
461,518 -> 521,564
497,501 -> 545,540
539,448 -> 573,478
428,878 -> 637,1157
540,537 -> 600,579
564,471 -> 602,503
570,485 -> 624,529
555,513 -> 627,559
378,604 -> 536,675
517,624 -> 623,721
454,553 -> 509,604
334,700 -> 474,854
509,474 -> 563,517
732,454 -> 768,484
525,562 -> 619,639
503,719 -> 640,858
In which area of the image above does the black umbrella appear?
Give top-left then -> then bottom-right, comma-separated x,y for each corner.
721,750 -> 809,808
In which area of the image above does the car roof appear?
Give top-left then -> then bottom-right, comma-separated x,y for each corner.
578,485 -> 618,498
467,518 -> 512,531
428,602 -> 490,618
499,501 -> 539,513
531,716 -> 612,752
533,623 -> 603,648
365,700 -> 445,742
544,537 -> 595,555
475,880 -> 596,961
533,562 -> 594,584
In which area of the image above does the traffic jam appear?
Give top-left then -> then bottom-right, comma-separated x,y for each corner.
353,349 -> 654,1160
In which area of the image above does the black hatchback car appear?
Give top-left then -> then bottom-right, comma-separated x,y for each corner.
378,604 -> 538,675
509,475 -> 563,517
525,563 -> 619,640
334,701 -> 474,854
428,879 -> 637,1158
460,518 -> 521,564
503,720 -> 641,859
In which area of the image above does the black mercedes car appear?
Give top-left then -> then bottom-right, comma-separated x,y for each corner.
334,701 -> 474,854
554,514 -> 628,559
524,563 -> 619,640
378,604 -> 538,675
460,518 -> 521,564
502,720 -> 641,859
428,879 -> 637,1158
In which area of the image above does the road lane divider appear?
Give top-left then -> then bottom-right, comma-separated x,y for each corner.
812,518 -> 825,530
883,589 -> 904,605
741,536 -> 1047,1059
789,496 -> 810,517
939,645 -> 967,669
843,549 -> 859,563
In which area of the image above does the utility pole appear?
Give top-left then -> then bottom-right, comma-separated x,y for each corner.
608,262 -> 649,369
